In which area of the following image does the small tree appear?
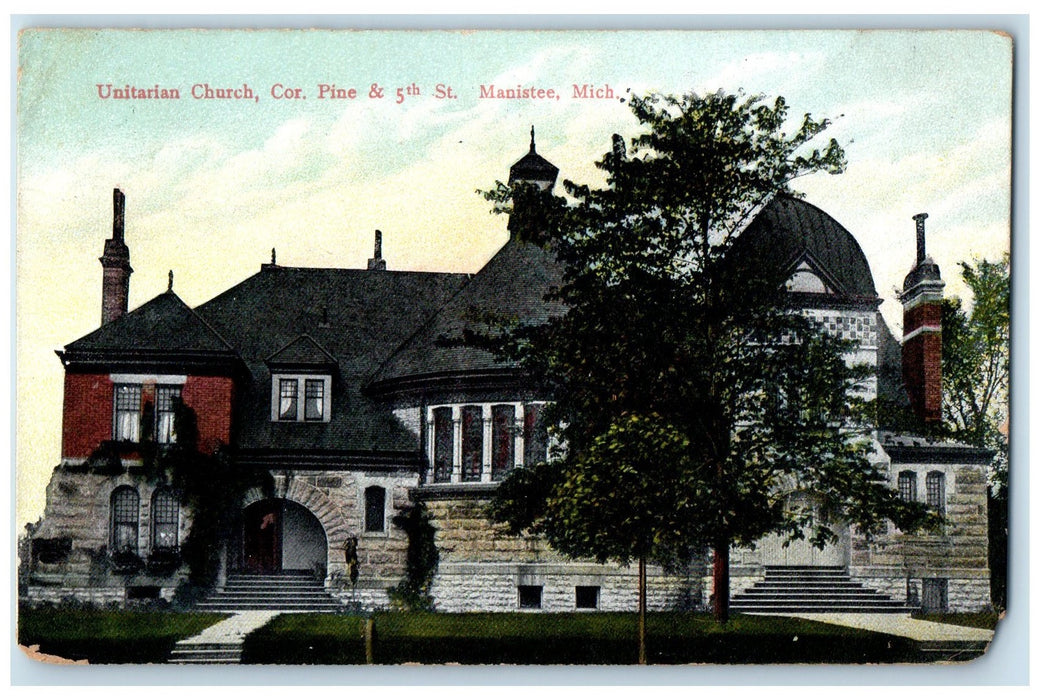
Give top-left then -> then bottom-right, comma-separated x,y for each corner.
486,91 -> 936,648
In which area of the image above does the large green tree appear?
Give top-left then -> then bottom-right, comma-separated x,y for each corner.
486,91 -> 935,646
940,254 -> 1009,609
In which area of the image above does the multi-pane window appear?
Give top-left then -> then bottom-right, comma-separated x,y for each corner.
365,486 -> 386,533
432,407 -> 454,483
926,471 -> 946,514
524,403 -> 549,466
155,386 -> 181,444
151,488 -> 180,551
898,471 -> 917,502
278,379 -> 299,420
110,486 -> 140,553
114,384 -> 142,442
304,379 -> 325,421
491,404 -> 516,481
461,406 -> 484,482
429,403 -> 551,484
272,375 -> 331,422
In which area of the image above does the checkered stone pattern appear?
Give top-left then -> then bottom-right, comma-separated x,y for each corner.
804,309 -> 879,348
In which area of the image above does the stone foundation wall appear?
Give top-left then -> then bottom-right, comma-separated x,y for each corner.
430,563 -> 700,613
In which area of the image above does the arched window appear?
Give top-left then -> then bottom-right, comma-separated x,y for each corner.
110,486 -> 140,553
898,471 -> 917,501
432,407 -> 453,483
926,471 -> 946,514
365,486 -> 386,533
151,488 -> 180,551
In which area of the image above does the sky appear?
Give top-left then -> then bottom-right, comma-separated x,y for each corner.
15,29 -> 1012,526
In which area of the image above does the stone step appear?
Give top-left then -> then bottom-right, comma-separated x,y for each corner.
731,603 -> 916,613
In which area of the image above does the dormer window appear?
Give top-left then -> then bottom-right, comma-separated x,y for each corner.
272,374 -> 331,423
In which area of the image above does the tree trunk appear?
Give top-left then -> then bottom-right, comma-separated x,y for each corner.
712,540 -> 730,623
638,554 -> 647,664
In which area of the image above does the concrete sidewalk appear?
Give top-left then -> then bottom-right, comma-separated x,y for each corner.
766,612 -> 994,643
178,610 -> 280,645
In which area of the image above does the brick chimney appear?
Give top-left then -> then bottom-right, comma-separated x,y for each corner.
367,230 -> 386,270
99,188 -> 133,325
898,213 -> 945,423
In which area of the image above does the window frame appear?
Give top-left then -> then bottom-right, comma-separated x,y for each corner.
575,585 -> 600,610
155,385 -> 182,445
110,486 -> 140,554
926,470 -> 946,515
271,374 -> 332,423
364,485 -> 387,534
898,470 -> 918,502
113,384 -> 142,442
151,488 -> 180,552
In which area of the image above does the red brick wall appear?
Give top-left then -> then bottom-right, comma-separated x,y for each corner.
61,373 -> 114,459
904,303 -> 941,331
183,375 -> 234,453
60,373 -> 234,459
902,304 -> 943,423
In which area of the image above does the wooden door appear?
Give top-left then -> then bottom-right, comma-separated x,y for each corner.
243,500 -> 282,573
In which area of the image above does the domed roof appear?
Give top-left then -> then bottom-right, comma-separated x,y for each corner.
734,195 -> 878,300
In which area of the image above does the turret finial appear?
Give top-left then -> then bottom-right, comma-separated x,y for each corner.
530,125 -> 536,153
168,269 -> 174,291
271,248 -> 277,265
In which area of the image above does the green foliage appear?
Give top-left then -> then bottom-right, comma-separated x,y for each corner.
484,90 -> 934,619
165,399 -> 272,590
387,502 -> 439,611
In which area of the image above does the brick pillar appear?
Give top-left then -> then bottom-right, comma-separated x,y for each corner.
99,188 -> 133,325
898,213 -> 944,423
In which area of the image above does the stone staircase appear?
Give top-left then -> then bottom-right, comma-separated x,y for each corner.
730,566 -> 917,614
194,570 -> 343,613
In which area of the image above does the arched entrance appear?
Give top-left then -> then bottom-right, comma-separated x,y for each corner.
241,498 -> 328,573
756,492 -> 849,567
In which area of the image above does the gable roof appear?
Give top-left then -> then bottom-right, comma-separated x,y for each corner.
368,238 -> 565,393
265,334 -> 338,369
58,290 -> 238,372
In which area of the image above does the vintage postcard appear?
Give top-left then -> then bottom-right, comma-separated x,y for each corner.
15,27 -> 1012,671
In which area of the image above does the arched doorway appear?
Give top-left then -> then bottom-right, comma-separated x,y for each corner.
756,491 -> 849,567
241,498 -> 328,573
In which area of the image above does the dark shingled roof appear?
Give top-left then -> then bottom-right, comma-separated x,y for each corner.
64,290 -> 234,355
734,195 -> 879,300
193,266 -> 468,453
369,238 -> 565,390
509,145 -> 560,183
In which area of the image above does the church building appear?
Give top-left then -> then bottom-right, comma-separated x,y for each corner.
23,137 -> 993,614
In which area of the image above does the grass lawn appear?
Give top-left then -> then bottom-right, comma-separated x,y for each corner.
911,611 -> 1001,630
18,606 -> 227,664
240,612 -> 920,665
